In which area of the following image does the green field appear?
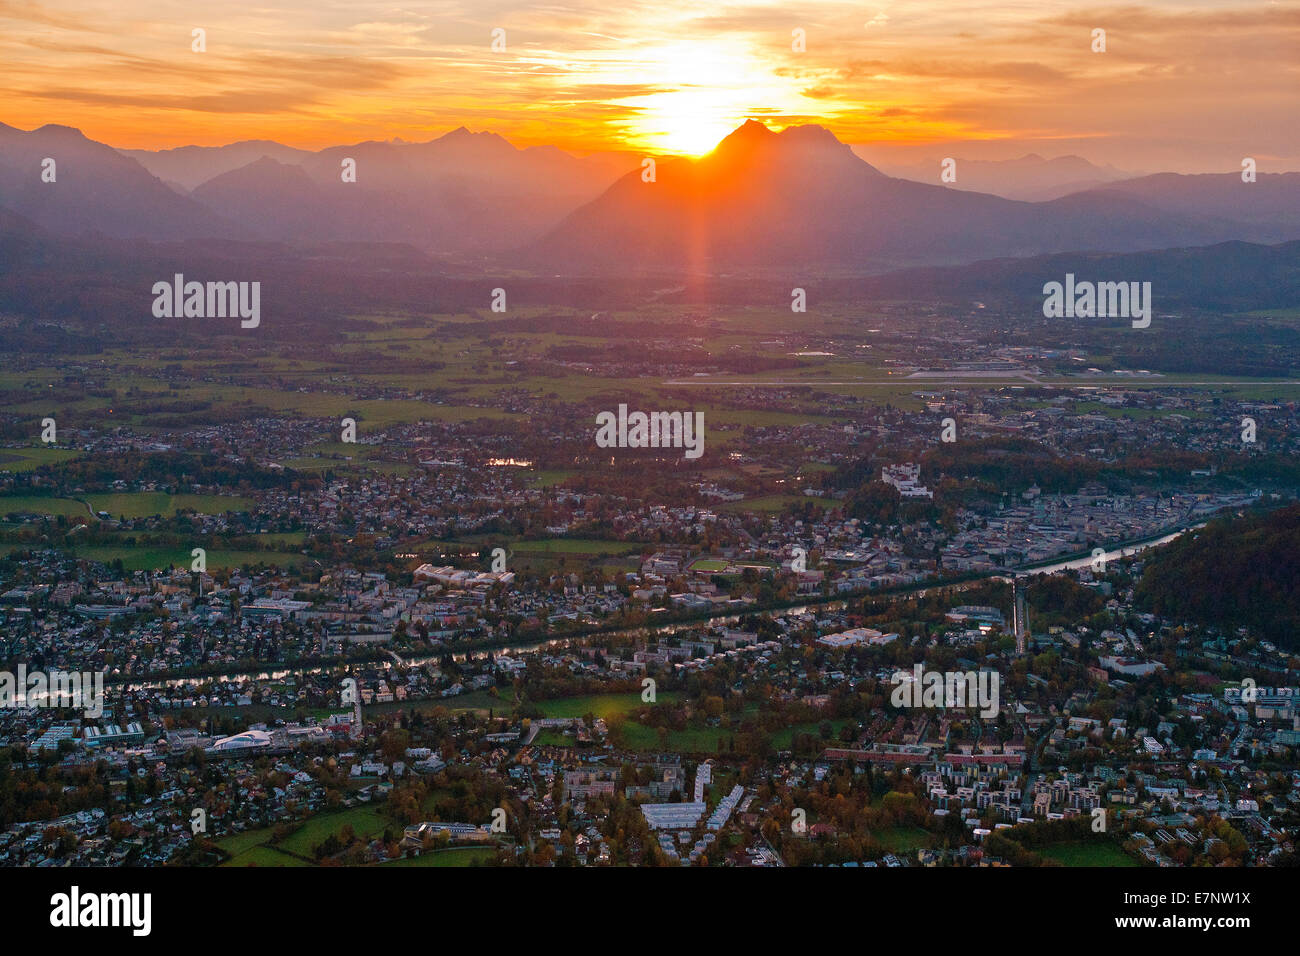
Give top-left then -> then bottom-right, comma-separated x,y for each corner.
608,711 -> 851,755
276,806 -> 390,858
221,845 -> 311,867
215,826 -> 280,859
0,446 -> 81,473
534,693 -> 677,720
689,558 -> 731,573
616,722 -> 733,753
770,719 -> 855,749
86,492 -> 257,518
525,470 -> 576,488
507,538 -> 649,555
62,545 -> 304,572
875,826 -> 933,854
532,729 -> 575,747
1038,842 -> 1139,867
718,494 -> 835,514
0,491 -> 255,520
381,847 -> 496,867
0,495 -> 88,517
216,805 -> 499,868
216,805 -> 390,866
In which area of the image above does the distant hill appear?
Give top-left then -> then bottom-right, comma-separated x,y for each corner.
529,120 -> 1300,275
5,121 -> 632,252
839,238 -> 1300,313
138,125 -> 637,253
863,152 -> 1132,201
1136,505 -> 1300,650
1069,171 -> 1300,236
0,123 -> 242,240
120,139 -> 313,191
190,157 -> 369,242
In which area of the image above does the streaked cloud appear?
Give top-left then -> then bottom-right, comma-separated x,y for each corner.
0,0 -> 1293,170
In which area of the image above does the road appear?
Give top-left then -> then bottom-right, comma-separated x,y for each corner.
1020,719 -> 1055,816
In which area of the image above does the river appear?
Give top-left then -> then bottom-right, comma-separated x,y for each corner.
119,521 -> 1206,694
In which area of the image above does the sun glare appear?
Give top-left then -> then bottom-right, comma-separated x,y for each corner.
635,89 -> 747,156
610,41 -> 783,156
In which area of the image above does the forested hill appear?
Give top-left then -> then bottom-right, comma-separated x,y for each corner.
1136,504 -> 1300,649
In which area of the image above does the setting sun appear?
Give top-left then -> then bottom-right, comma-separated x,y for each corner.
631,89 -> 748,156
606,39 -> 801,156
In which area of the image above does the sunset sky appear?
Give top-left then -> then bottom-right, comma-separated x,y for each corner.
2,0 -> 1297,171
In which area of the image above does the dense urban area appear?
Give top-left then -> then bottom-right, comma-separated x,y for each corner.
2,296 -> 1297,869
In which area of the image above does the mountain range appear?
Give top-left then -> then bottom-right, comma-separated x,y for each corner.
858,152 -> 1133,202
2,118 -> 1298,276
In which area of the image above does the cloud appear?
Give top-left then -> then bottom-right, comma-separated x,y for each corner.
0,0 -> 1293,169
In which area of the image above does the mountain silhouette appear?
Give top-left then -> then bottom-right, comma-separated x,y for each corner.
528,120 -> 1300,275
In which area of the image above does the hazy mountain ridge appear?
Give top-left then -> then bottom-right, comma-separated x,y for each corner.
836,238 -> 1300,312
3,118 -> 1299,272
529,121 -> 1300,275
0,123 -> 246,240
863,152 -> 1133,201
128,126 -> 638,253
119,139 -> 314,191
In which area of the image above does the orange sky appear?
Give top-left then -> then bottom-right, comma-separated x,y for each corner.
2,1 -> 1297,170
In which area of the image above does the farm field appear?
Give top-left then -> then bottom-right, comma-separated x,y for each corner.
0,492 -> 256,519
0,495 -> 88,517
85,492 -> 257,518
0,446 -> 81,472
